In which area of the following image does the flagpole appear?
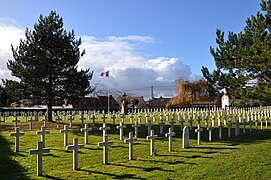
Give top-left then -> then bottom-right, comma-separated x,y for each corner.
107,73 -> 110,114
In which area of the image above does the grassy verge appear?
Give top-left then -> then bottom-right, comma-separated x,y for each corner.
0,114 -> 271,179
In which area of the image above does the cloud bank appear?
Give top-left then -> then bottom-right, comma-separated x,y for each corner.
0,21 -> 200,99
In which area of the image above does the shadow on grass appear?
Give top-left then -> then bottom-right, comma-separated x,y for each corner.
136,157 -> 196,165
0,133 -> 29,179
115,163 -> 175,172
79,168 -> 146,179
41,174 -> 65,180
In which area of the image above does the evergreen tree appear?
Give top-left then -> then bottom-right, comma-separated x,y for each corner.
5,11 -> 93,120
202,0 -> 271,106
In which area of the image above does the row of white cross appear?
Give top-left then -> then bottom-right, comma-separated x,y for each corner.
8,114 -> 264,177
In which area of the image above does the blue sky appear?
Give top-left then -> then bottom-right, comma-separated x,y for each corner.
0,0 -> 261,98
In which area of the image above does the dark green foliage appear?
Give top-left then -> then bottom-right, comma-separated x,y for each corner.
5,11 -> 93,119
202,0 -> 271,106
0,84 -> 10,106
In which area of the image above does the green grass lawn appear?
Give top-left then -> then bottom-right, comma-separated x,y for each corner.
0,114 -> 271,179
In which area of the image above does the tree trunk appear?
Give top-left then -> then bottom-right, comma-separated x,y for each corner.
47,100 -> 53,122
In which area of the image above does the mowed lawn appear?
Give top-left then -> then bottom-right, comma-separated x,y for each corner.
0,115 -> 271,179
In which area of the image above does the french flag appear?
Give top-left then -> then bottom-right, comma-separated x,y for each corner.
100,70 -> 109,77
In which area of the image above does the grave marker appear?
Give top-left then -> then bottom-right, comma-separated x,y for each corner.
182,126 -> 189,148
9,127 -> 25,152
29,141 -> 50,176
66,138 -> 84,170
36,126 -> 50,148
146,130 -> 158,156
188,117 -> 193,130
81,124 -> 92,144
218,122 -> 223,140
98,135 -> 113,164
195,124 -> 203,145
60,125 -> 72,146
207,125 -> 214,142
101,111 -> 107,123
169,115 -> 175,132
235,120 -> 240,136
165,127 -> 175,152
116,121 -> 126,140
227,121 -> 232,138
55,115 -> 62,128
12,117 -> 20,128
158,120 -> 165,135
99,123 -> 110,136
27,116 -> 36,130
68,115 -> 74,128
124,132 -> 136,160
132,121 -> 140,138
146,120 -> 152,136
179,118 -> 185,132
129,114 -> 134,124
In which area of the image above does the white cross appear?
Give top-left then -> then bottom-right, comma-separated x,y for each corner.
98,135 -> 113,164
152,113 -> 156,122
117,121 -> 126,140
146,130 -> 158,156
249,116 -> 253,132
29,141 -> 50,176
42,118 -> 47,128
207,125 -> 214,142
137,113 -> 142,123
80,114 -> 85,126
68,115 -> 74,127
204,116 -> 209,129
91,114 -> 97,126
101,112 -> 107,123
99,123 -> 110,136
124,132 -> 136,160
169,118 -> 175,132
34,111 -> 39,121
218,122 -> 223,140
195,124 -> 203,145
227,121 -> 232,138
132,121 -> 141,138
55,115 -> 62,128
235,120 -> 240,136
60,125 -> 72,146
179,118 -> 185,132
121,113 -> 126,122
243,116 -> 246,134
36,126 -> 50,148
129,114 -> 134,124
66,138 -> 84,170
196,116 -> 201,126
158,120 -> 165,135
9,127 -> 25,152
145,113 -> 150,123
111,113 -> 116,125
165,127 -> 175,152
146,120 -> 152,136
27,116 -> 36,130
12,117 -> 20,128
188,117 -> 193,130
81,124 -> 92,144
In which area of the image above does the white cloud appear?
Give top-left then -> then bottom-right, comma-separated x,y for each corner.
80,37 -> 200,98
0,21 -> 200,98
0,22 -> 24,81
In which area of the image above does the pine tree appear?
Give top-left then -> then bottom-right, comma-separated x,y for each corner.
5,11 -> 93,120
202,0 -> 271,106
